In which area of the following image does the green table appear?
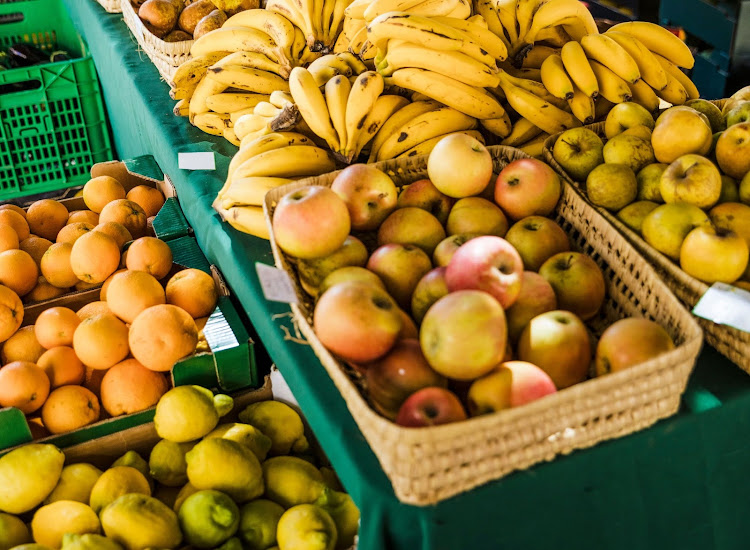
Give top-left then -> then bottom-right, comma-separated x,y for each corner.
61,3 -> 750,547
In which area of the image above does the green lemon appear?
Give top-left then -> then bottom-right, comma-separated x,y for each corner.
239,402 -> 309,455
172,483 -> 199,514
178,490 -> 239,549
185,439 -> 264,503
204,423 -> 272,462
154,386 -> 230,443
0,444 -> 65,514
44,464 -> 103,505
276,505 -> 337,550
314,489 -> 359,550
89,467 -> 151,515
100,494 -> 182,550
237,499 -> 284,550
31,501 -> 101,549
149,440 -> 194,487
262,457 -> 326,509
60,534 -> 123,550
0,512 -> 31,550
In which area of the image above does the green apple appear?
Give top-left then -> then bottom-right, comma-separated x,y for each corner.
616,200 -> 659,233
603,134 -> 656,173
636,163 -> 667,202
604,102 -> 655,139
551,128 -> 604,181
684,99 -> 726,133
725,101 -> 750,128
297,236 -> 368,297
586,163 -> 637,211
641,203 -> 710,260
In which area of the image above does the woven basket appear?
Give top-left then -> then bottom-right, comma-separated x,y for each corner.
95,0 -> 121,13
543,111 -> 750,373
263,147 -> 703,506
121,0 -> 193,82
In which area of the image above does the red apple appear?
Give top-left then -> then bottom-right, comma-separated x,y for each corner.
366,243 -> 433,309
331,164 -> 398,230
539,252 -> 606,321
396,179 -> 454,225
595,317 -> 675,376
273,186 -> 351,259
467,360 -> 557,415
410,267 -> 449,324
427,134 -> 493,198
377,207 -> 446,256
314,281 -> 402,363
395,387 -> 467,427
432,234 -> 479,267
504,216 -> 571,272
494,159 -> 561,220
505,272 -> 558,344
445,236 -> 524,309
446,197 -> 509,238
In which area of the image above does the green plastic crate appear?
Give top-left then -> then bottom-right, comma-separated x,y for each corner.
0,0 -> 113,200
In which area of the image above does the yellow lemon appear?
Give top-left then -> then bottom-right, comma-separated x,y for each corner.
148,440 -> 194,487
44,464 -> 103,505
262,457 -> 326,509
238,401 -> 308,455
314,488 -> 360,550
154,386 -> 232,443
31,501 -> 101,549
111,452 -> 151,489
237,499 -> 284,550
100,494 -> 182,550
0,512 -> 31,550
276,505 -> 337,550
204,423 -> 272,462
0,444 -> 65,514
60,533 -> 122,550
185,439 -> 263,503
89,467 -> 150,514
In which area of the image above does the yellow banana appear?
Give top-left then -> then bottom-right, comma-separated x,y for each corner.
517,131 -> 550,158
368,99 -> 441,161
499,79 -> 580,134
352,94 -> 410,159
337,51 -> 368,73
493,0 -> 519,45
173,98 -> 189,117
325,74 -> 352,151
405,0 -> 461,19
497,70 -> 568,109
224,10 -> 296,60
653,54 -> 700,100
291,24 -> 308,62
589,60 -> 632,103
209,51 -> 285,78
521,44 -> 559,69
222,176 -> 296,208
208,66 -> 290,94
233,146 -> 336,178
540,53 -> 574,99
289,67 -> 341,150
206,93 -> 269,114
267,0 -> 309,38
466,14 -> 488,27
344,71 -> 385,156
345,0 -> 372,20
654,68 -> 688,105
516,0 -> 547,43
231,108 -> 259,125
534,24 -> 571,47
607,21 -> 694,69
193,112 -> 232,136
478,113 -> 512,137
326,0 -> 354,45
474,0 -> 508,45
500,117 -> 542,146
432,16 -> 508,61
363,0 -> 426,21
606,31 -> 668,90
226,131 -> 314,186
396,129 -> 484,158
234,113 -> 271,140
220,205 -> 270,240
445,0 -> 471,19
560,40 -> 598,98
223,127 -> 241,146
567,83 -> 595,123
188,76 -> 228,122
269,90 -> 295,108
580,34 -> 641,84
171,52 -> 229,97
309,64 -> 345,87
191,27 -> 282,62
254,101 -> 283,118
308,54 -> 354,78
628,77 -> 660,112
524,0 -> 597,44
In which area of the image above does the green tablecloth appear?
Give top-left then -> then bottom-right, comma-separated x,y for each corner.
61,2 -> 750,547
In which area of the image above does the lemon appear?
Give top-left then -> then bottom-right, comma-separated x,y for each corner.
89,467 -> 151,514
314,489 -> 359,550
172,483 -> 199,513
0,512 -> 31,550
100,494 -> 182,550
60,534 -> 123,550
152,485 -> 182,510
239,402 -> 309,455
318,468 -> 342,492
9,545 -> 52,550
44,464 -> 103,505
237,499 -> 284,550
111,452 -> 152,490
154,386 -> 233,443
31,501 -> 101,549
276,505 -> 337,550
178,490 -> 239,549
214,537 -> 242,550
204,423 -> 273,462
148,440 -> 194,487
0,444 -> 65,514
262,457 -> 326,509
185,439 -> 263,503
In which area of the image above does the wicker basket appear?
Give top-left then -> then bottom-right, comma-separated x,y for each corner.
263,147 -> 703,506
543,114 -> 750,373
121,0 -> 193,82
95,0 -> 121,13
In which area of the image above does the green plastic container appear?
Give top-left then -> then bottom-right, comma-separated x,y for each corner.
0,0 -> 113,200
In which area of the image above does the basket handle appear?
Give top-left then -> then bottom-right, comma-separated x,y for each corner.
0,77 -> 43,98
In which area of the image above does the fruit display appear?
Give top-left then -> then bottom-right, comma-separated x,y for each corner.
133,0 -> 258,41
0,386 -> 360,550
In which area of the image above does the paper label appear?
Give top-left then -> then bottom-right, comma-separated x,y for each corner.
178,152 -> 215,170
692,282 -> 750,333
256,263 -> 299,304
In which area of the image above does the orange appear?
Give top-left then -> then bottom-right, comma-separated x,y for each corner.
20,236 -> 53,267
0,249 -> 38,296
38,346 -> 85,388
1,325 -> 45,363
41,242 -> 79,289
126,186 -> 166,218
84,366 -> 107,396
26,199 -> 69,241
27,416 -> 50,439
99,199 -> 148,239
129,305 -> 198,372
82,176 -> 126,213
72,313 -> 129,370
106,270 -> 166,324
0,210 -> 29,241
100,358 -> 170,416
75,280 -> 100,291
34,307 -> 81,348
56,222 -> 94,245
70,231 -> 121,284
41,385 -> 100,434
0,361 -> 50,414
77,301 -> 111,320
100,269 -> 127,301
94,222 -> 132,250
0,224 -> 19,252
165,268 -> 218,318
67,210 -> 100,226
25,278 -> 69,303
125,237 -> 173,280
0,204 -> 26,219
0,284 -> 23,342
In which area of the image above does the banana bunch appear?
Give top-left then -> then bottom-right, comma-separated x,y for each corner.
306,52 -> 369,85
266,0 -> 354,53
231,92 -> 302,146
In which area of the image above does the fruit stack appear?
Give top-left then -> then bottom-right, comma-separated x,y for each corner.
0,386 -> 359,550
134,0 -> 257,42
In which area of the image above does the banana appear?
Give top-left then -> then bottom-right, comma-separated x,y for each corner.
254,101 -> 283,117
390,68 -> 506,119
208,66 -> 290,94
224,10 -> 296,61
206,93 -> 270,113
173,98 -> 189,117
300,0 -> 318,48
308,54 -> 354,86
227,132 -> 315,185
474,0 -> 508,44
654,68 -> 688,105
589,60 -> 632,103
363,0 -> 426,21
445,0 -> 471,19
325,74 -> 352,150
566,83 -> 595,123
223,127 -> 242,146
345,0 -> 372,19
493,0 -> 519,45
326,0 -> 354,45
220,205 -> 270,240
191,27 -> 282,62
517,131 -> 550,158
534,24 -> 571,47
368,99 -> 441,161
289,67 -> 341,150
233,146 -> 336,178
605,31 -> 668,91
337,51 -> 368,73
396,129 -> 484,158
171,52 -> 229,96
497,70 -> 568,109
309,64 -> 345,87
193,112 -> 232,136
516,0 -> 547,43
209,51 -> 286,78
521,44 -> 558,69
540,53 -> 574,99
500,117 -> 542,146
607,21 -> 694,69
653,53 -> 700,100
499,79 -> 580,134
270,90 -> 295,107
478,113 -> 512,137
222,176 -> 296,207
267,0 -> 309,38
523,0 -> 597,45
432,16 -> 508,61
560,40 -> 598,98
344,71 -> 385,156
188,76 -> 228,122
405,0 -> 460,18
501,65 -> 542,81
628,77 -> 660,112
580,34 -> 641,84
231,108 -> 260,125
375,105 -> 477,161
352,94 -> 410,158
291,24 -> 308,61
466,14 -> 487,28
234,113 -> 271,140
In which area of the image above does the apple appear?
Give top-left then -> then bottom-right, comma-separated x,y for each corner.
551,127 -> 604,182
539,252 -> 606,321
680,225 -> 749,283
505,271 -> 557,344
684,99 -> 726,133
397,308 -> 419,340
604,102 -> 655,139
641,203 -> 710,260
377,207 -> 446,256
651,107 -> 712,163
636,163 -> 668,202
466,361 -> 557,415
709,202 -> 750,247
297,236 -> 368,297
722,85 -> 750,117
432,234 -> 479,267
366,243 -> 433,309
273,186 -> 351,259
419,290 -> 507,380
716,122 -> 750,180
445,197 -> 508,238
395,387 -> 467,427
742,172 -> 750,205
504,216 -> 570,272
319,266 -> 385,296
495,159 -> 561,220
602,134 -> 656,173
616,200 -> 659,233
411,267 -> 449,324
313,281 -> 402,363
595,317 -> 674,376
725,101 -> 750,127
365,339 -> 447,420
445,236 -> 524,309
660,154 -> 721,209
396,179 -> 454,225
427,134 -> 493,198
586,164 -> 638,211
330,164 -> 398,231
517,310 -> 592,389
621,125 -> 653,140
718,175 -> 740,203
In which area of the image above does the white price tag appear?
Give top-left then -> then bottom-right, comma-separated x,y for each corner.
178,152 -> 216,170
692,282 -> 750,333
256,263 -> 299,304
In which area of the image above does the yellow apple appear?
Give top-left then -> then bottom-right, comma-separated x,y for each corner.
742,171 -> 750,205
551,127 -> 604,182
318,266 -> 386,296
709,202 -> 750,247
366,243 -> 433,309
641,202 -> 710,260
466,361 -> 556,415
539,252 -> 606,321
716,122 -> 750,180
605,102 -> 655,139
504,216 -> 570,272
680,225 -> 749,283
718,175 -> 739,203
603,134 -> 656,173
446,197 -> 508,238
651,108 -> 712,164
616,200 -> 659,233
586,164 -> 637,211
660,154 -> 721,209
684,99 -> 726,133
297,236 -> 368,297
377,207 -> 446,256
595,317 -> 674,376
331,164 -> 398,231
636,163 -> 667,202
621,125 -> 653,140
427,134 -> 493,198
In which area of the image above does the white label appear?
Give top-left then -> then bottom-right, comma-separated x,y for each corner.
256,263 -> 299,304
692,282 -> 750,333
178,152 -> 215,170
